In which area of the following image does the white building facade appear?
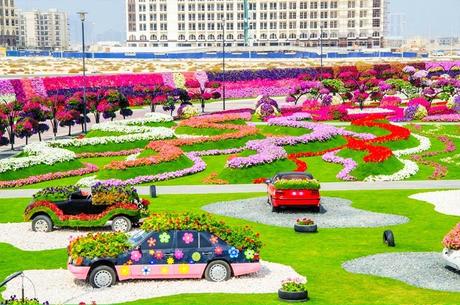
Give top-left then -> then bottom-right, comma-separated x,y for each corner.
126,0 -> 388,49
0,0 -> 17,47
17,9 -> 70,50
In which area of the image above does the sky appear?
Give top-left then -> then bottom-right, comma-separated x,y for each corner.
15,0 -> 460,44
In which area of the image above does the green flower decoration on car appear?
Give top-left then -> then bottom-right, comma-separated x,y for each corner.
192,252 -> 201,262
159,232 -> 170,243
228,247 -> 239,258
244,249 -> 255,260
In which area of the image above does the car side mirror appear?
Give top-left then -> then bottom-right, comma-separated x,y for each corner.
265,179 -> 272,184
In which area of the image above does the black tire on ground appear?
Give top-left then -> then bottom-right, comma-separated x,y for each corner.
268,196 -> 279,212
311,205 -> 321,213
89,265 -> 117,288
31,215 -> 53,232
383,230 -> 395,247
111,216 -> 132,232
204,260 -> 232,282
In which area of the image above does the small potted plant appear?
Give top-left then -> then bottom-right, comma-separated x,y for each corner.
442,222 -> 460,271
294,218 -> 317,233
278,277 -> 308,302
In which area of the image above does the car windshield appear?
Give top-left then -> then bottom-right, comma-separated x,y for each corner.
129,230 -> 148,245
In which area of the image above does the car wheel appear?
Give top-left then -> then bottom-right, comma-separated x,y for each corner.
111,216 -> 132,232
89,265 -> 116,288
311,205 -> 321,213
205,260 -> 231,282
32,215 -> 53,232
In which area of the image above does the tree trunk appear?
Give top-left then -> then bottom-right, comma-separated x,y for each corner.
68,126 -> 71,136
38,132 -> 42,142
95,112 -> 100,124
26,136 -> 28,145
201,99 -> 205,113
9,132 -> 14,151
52,119 -> 58,138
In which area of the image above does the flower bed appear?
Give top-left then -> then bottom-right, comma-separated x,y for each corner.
274,179 -> 321,190
33,186 -> 79,201
422,114 -> 460,122
68,232 -> 130,260
0,162 -> 98,188
443,223 -> 460,250
322,150 -> 357,181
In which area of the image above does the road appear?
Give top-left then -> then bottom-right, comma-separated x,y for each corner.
1,180 -> 459,198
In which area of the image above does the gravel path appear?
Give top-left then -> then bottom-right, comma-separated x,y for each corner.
202,197 -> 409,228
0,222 -> 114,251
343,252 -> 460,292
2,261 -> 303,305
409,190 -> 460,216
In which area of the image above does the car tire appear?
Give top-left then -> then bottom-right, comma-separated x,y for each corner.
111,216 -> 132,232
311,205 -> 321,213
205,260 -> 231,282
32,215 -> 53,232
89,265 -> 117,288
383,230 -> 395,247
269,197 -> 279,213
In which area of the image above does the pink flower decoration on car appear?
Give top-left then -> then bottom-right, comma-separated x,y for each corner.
147,237 -> 156,247
182,232 -> 194,244
174,249 -> 184,260
130,250 -> 142,262
214,246 -> 223,256
210,235 -> 218,245
154,250 -> 164,260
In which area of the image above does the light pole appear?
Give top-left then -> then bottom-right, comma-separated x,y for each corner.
77,11 -> 88,134
222,18 -> 226,111
320,25 -> 324,79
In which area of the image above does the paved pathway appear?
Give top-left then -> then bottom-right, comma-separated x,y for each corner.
2,180 -> 459,198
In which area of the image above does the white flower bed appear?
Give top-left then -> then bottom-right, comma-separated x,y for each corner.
364,157 -> 419,182
91,113 -> 174,134
393,134 -> 431,157
0,142 -> 76,173
76,175 -> 100,187
347,108 -> 394,115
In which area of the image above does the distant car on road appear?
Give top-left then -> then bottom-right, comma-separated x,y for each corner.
266,172 -> 321,212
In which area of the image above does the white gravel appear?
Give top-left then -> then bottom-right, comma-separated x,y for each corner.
202,197 -> 409,228
0,222 -> 113,251
2,261 -> 303,305
409,190 -> 460,216
343,252 -> 460,292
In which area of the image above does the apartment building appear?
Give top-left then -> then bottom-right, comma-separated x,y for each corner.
0,0 -> 17,47
17,9 -> 70,50
126,0 -> 388,49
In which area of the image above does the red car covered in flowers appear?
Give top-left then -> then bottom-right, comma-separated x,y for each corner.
24,185 -> 149,233
266,172 -> 321,212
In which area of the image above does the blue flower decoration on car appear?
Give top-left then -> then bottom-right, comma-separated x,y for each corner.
228,247 -> 239,258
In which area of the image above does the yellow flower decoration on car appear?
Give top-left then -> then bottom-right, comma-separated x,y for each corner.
167,257 -> 175,265
178,263 -> 190,274
192,252 -> 201,262
160,266 -> 169,275
120,265 -> 131,276
149,249 -> 155,256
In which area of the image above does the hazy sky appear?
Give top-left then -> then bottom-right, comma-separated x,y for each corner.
15,0 -> 460,43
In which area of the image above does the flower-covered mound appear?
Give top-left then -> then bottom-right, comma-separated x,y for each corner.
274,179 -> 321,190
443,223 -> 460,250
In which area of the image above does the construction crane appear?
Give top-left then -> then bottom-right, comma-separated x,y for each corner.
243,0 -> 249,46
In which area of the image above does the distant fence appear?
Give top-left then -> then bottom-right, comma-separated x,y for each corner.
6,50 -> 428,60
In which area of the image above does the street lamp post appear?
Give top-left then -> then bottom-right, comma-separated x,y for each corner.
77,12 -> 88,134
222,18 -> 226,111
320,26 -> 324,79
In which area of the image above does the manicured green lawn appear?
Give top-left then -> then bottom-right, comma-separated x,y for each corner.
85,130 -> 128,138
1,190 -> 459,304
0,159 -> 84,181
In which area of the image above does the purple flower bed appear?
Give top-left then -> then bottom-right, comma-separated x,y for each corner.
422,114 -> 460,122
322,150 -> 357,181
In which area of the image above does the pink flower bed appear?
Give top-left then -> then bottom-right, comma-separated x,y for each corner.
322,150 -> 357,181
0,163 -> 98,188
217,79 -> 299,99
422,114 -> 460,122
76,149 -> 142,159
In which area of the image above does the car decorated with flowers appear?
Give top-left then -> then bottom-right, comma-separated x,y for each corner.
67,212 -> 262,288
266,172 -> 321,212
24,183 -> 149,233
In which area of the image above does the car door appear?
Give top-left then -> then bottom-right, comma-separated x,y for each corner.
131,231 -> 175,279
171,230 -> 206,278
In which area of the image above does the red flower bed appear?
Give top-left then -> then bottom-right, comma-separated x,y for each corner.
346,137 -> 393,163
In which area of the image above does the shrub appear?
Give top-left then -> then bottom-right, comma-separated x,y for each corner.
380,96 -> 402,107
0,296 -> 47,305
280,278 -> 308,292
274,179 -> 321,190
141,212 -> 262,252
413,105 -> 428,120
33,186 -> 79,202
68,232 -> 130,260
177,104 -> 199,119
443,223 -> 460,250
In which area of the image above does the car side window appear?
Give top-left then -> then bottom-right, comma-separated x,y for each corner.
199,232 -> 213,248
141,231 -> 174,250
176,231 -> 198,248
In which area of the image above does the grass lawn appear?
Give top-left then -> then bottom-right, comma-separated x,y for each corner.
85,130 -> 128,138
65,140 -> 151,154
1,190 -> 459,304
0,159 -> 84,181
